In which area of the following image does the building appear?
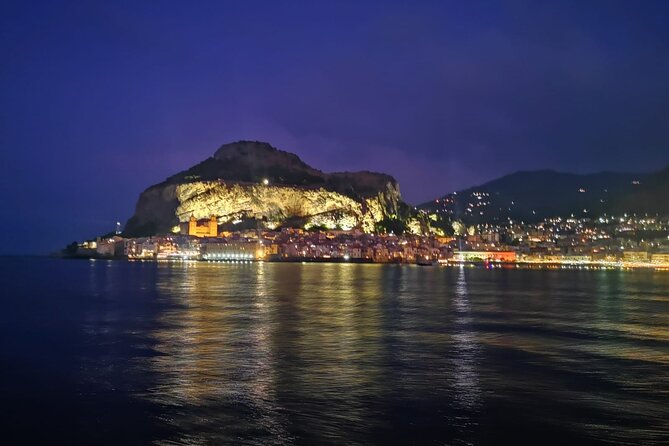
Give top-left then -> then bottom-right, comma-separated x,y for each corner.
623,251 -> 649,262
95,236 -> 125,257
650,253 -> 669,265
541,254 -> 590,263
344,243 -> 362,259
453,250 -> 516,262
125,237 -> 157,259
182,215 -> 218,238
201,240 -> 259,260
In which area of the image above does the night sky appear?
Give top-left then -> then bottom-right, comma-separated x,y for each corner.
2,1 -> 669,254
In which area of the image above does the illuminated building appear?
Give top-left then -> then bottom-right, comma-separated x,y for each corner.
184,215 -> 218,238
650,253 -> 669,264
453,250 -> 516,262
201,240 -> 259,260
540,254 -> 591,263
623,251 -> 649,262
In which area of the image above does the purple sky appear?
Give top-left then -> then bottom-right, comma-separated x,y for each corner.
2,1 -> 669,253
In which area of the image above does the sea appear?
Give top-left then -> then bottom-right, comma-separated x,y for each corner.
1,257 -> 668,445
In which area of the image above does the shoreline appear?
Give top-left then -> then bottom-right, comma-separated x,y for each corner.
55,254 -> 669,271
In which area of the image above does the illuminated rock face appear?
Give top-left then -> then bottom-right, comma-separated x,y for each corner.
124,141 -> 402,236
175,180 -> 400,232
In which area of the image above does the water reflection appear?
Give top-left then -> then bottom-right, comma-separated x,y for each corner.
146,263 -> 392,444
6,258 -> 669,444
145,263 -> 284,443
451,268 -> 481,417
118,263 -> 669,445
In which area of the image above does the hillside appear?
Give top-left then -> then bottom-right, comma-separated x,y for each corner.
419,167 -> 669,223
124,141 -> 402,236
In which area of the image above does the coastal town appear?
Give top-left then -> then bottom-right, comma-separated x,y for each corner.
68,213 -> 669,270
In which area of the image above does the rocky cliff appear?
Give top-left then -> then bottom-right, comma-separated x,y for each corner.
124,141 -> 402,236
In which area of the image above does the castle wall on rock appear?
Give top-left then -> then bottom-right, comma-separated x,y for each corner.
179,215 -> 218,237
174,181 -> 400,232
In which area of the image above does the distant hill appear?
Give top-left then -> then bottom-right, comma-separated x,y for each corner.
419,167 -> 669,223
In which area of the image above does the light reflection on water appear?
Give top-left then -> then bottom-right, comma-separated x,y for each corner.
3,258 -> 667,445
452,268 -> 481,415
125,263 -> 668,445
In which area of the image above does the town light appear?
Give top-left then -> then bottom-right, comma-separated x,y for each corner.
262,178 -> 269,185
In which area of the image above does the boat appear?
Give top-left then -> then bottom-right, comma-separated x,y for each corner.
416,256 -> 436,266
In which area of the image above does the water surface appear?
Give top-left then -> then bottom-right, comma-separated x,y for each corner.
1,258 -> 668,444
